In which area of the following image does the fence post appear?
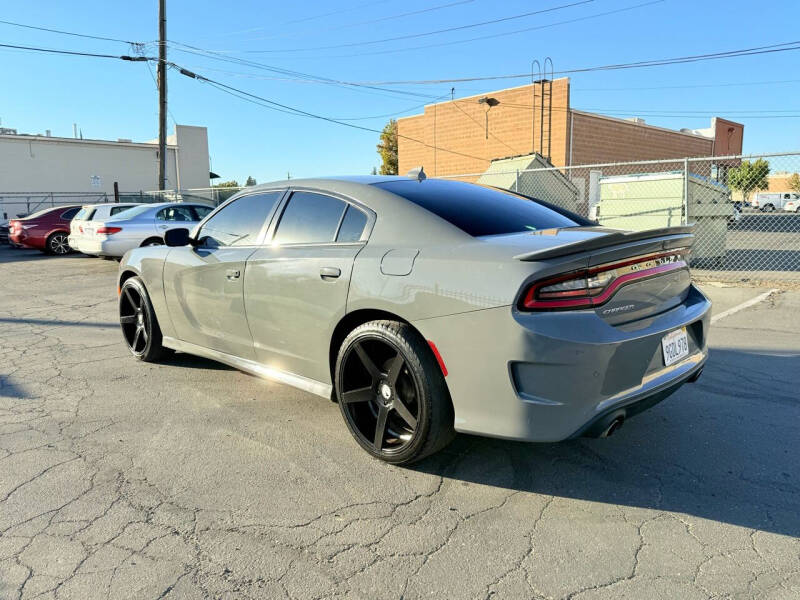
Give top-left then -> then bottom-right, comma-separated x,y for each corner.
114,181 -> 119,204
515,169 -> 519,192
683,157 -> 689,225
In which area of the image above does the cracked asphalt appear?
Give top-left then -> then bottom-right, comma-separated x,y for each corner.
1,246 -> 798,599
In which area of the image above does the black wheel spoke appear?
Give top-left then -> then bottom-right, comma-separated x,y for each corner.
392,398 -> 417,429
354,342 -> 381,380
124,288 -> 138,311
386,354 -> 404,386
341,386 -> 374,404
120,315 -> 137,325
373,405 -> 389,450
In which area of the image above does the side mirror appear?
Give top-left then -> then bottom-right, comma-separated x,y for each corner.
164,227 -> 192,247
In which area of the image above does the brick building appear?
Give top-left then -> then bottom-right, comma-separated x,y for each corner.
396,78 -> 744,177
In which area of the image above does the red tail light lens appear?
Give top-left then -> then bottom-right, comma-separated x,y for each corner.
96,226 -> 122,235
521,248 -> 690,311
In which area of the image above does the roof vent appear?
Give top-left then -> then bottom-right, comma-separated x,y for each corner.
406,166 -> 426,181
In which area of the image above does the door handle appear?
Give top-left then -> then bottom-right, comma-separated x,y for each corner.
320,267 -> 341,280
226,269 -> 241,280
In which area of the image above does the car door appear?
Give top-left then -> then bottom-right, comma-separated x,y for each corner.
244,189 -> 372,385
163,191 -> 286,359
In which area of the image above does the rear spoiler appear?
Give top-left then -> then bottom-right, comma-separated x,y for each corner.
514,225 -> 695,262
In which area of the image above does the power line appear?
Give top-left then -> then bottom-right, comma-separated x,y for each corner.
0,41 -> 152,61
245,0 -> 594,53
0,18 -> 139,44
248,0 -> 659,59
172,62 -> 489,162
347,39 -> 800,85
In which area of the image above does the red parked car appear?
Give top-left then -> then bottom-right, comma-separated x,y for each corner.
8,205 -> 82,254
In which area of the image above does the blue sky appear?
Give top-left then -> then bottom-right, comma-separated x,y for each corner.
1,0 -> 799,185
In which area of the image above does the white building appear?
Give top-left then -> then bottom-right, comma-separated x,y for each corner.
0,124 -> 210,194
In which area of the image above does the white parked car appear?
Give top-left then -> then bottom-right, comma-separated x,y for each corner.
784,198 -> 800,213
751,192 -> 799,212
69,203 -> 141,253
70,202 -> 213,257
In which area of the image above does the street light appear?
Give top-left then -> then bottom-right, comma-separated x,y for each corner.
478,96 -> 499,140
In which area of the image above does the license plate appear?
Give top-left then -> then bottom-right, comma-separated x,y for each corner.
661,328 -> 689,366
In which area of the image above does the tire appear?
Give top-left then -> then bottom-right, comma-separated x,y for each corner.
335,320 -> 455,464
140,237 -> 164,247
763,204 -> 775,212
119,276 -> 170,362
45,232 -> 70,255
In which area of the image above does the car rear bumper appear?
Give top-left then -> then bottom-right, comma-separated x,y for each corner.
68,236 -> 137,257
9,232 -> 43,249
412,284 -> 711,442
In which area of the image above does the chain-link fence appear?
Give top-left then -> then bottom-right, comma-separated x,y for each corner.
0,187 -> 244,223
444,151 -> 800,281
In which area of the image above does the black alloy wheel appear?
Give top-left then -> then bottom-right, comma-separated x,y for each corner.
47,232 -> 70,255
119,277 -> 168,362
336,320 -> 454,464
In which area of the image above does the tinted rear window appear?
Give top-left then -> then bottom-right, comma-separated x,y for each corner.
374,179 -> 580,237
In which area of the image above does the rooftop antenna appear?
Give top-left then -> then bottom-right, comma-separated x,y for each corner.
407,166 -> 426,181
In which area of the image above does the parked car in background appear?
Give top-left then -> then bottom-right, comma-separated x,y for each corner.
0,222 -> 9,245
8,205 -> 82,254
751,192 -> 799,212
117,176 -> 709,464
81,202 -> 213,257
782,197 -> 800,212
68,203 -> 141,254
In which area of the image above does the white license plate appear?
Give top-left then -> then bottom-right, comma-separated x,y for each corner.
661,328 -> 689,366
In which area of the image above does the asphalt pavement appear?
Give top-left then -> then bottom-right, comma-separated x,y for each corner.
1,247 -> 798,599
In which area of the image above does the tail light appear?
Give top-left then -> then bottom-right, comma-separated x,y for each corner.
96,226 -> 122,235
520,248 -> 690,311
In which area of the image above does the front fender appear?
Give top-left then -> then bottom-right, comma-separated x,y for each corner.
118,247 -> 176,338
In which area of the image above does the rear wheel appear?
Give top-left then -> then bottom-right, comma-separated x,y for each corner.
45,232 -> 70,255
335,320 -> 454,464
119,276 -> 169,362
140,237 -> 164,247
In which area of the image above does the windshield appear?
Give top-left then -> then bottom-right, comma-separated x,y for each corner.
74,207 -> 94,221
374,179 -> 582,237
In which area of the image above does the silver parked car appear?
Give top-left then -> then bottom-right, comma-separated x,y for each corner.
117,176 -> 710,464
79,202 -> 213,257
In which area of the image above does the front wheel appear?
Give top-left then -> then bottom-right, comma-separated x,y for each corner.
335,320 -> 454,464
119,276 -> 169,362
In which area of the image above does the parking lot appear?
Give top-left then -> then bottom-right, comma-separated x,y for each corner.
1,247 -> 798,599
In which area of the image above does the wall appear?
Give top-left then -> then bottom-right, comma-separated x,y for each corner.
568,111 -> 715,166
397,79 -> 571,176
0,125 -> 209,194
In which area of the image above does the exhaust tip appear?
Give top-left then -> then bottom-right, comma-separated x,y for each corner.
601,416 -> 625,438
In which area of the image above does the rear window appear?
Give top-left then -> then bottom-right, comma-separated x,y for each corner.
374,179 -> 581,237
60,207 -> 80,220
74,207 -> 96,221
110,205 -> 134,216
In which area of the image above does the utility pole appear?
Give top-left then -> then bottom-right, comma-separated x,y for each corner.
157,0 -> 167,190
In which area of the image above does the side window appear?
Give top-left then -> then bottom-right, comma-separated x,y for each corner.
198,192 -> 282,248
336,205 -> 368,242
110,206 -> 131,216
191,206 -> 213,220
60,207 -> 80,220
157,206 -> 195,222
272,192 -> 346,245
784,194 -> 790,199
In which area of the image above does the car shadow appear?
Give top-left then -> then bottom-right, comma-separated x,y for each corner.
412,347 -> 800,539
0,247 -> 86,264
161,352 -> 236,371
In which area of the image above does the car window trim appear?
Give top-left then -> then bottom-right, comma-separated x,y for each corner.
265,187 -> 375,247
194,189 -> 289,249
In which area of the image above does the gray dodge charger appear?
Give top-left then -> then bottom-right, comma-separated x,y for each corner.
117,175 -> 710,464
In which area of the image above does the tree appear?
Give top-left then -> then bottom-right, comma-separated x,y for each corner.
245,176 -> 257,186
377,119 -> 398,175
214,180 -> 239,188
788,173 -> 800,194
371,166 -> 378,175
727,159 -> 770,200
